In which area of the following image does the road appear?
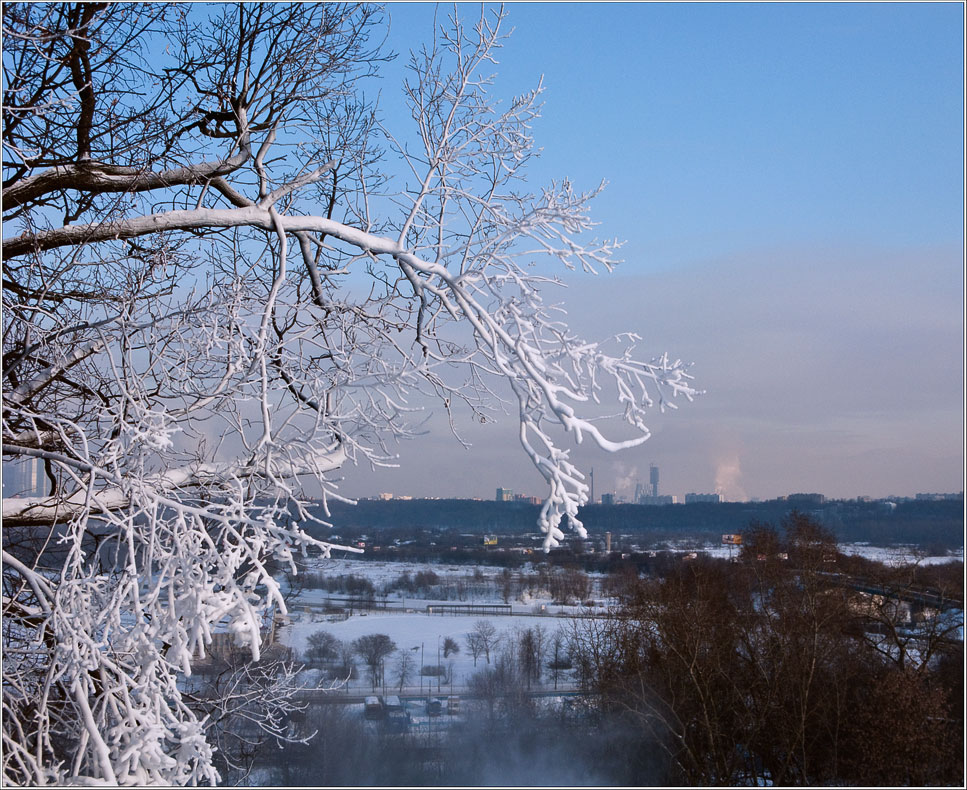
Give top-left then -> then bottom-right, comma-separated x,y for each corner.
295,684 -> 590,703
289,594 -> 608,619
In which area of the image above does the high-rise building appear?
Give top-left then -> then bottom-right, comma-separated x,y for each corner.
649,464 -> 660,498
496,487 -> 514,502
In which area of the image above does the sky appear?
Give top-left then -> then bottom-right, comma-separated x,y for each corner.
332,1 -> 964,504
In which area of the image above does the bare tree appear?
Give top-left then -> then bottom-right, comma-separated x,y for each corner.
467,620 -> 500,665
466,629 -> 485,667
517,627 -> 539,688
2,3 -> 697,784
304,630 -> 342,669
353,634 -> 396,691
442,636 -> 460,658
392,649 -> 414,693
335,641 -> 358,682
547,628 -> 572,690
181,646 -> 313,783
532,623 -> 549,684
575,515 -> 964,786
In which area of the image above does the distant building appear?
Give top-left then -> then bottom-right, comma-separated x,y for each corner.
635,464 -> 673,504
640,494 -> 676,506
514,494 -> 541,505
483,536 -> 498,546
685,493 -> 721,504
496,487 -> 513,502
601,492 -> 616,506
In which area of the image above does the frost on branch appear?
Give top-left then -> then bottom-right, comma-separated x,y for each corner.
2,4 -> 696,785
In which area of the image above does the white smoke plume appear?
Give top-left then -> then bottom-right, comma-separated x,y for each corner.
714,455 -> 748,502
613,463 -> 640,498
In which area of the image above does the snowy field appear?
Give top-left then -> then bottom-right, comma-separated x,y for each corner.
834,543 -> 962,566
280,610 -> 577,694
273,541 -> 960,694
278,557 -> 593,692
292,543 -> 961,584
663,541 -> 959,565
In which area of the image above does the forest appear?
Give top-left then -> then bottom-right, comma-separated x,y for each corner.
310,496 -> 965,550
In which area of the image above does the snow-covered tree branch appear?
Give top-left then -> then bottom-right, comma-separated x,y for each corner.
2,3 -> 697,784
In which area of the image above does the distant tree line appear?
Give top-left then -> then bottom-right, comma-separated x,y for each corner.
308,497 -> 964,550
295,572 -> 376,597
289,563 -> 599,608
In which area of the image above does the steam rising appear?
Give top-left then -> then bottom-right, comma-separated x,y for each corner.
715,455 -> 747,502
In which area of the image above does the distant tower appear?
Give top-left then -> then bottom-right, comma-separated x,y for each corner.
650,464 -> 660,498
605,532 -> 612,553
589,467 -> 594,505
634,481 -> 643,504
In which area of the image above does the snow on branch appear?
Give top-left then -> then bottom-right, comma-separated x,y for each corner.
2,4 -> 697,784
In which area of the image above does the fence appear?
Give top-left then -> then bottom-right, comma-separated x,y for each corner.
425,603 -> 512,616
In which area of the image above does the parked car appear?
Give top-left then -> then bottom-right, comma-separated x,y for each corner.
364,696 -> 383,720
382,695 -> 403,713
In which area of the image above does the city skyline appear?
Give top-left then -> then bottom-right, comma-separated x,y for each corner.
354,484 -> 964,506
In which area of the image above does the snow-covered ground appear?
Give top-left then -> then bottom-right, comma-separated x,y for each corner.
291,543 -> 960,584
272,543 -> 961,694
834,543 -> 962,566
660,541 -> 960,565
277,556 -> 591,693
280,609 -> 575,694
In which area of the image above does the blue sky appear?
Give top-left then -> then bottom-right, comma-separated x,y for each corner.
382,2 -> 963,266
1,4 -> 959,507
338,2 -> 964,503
